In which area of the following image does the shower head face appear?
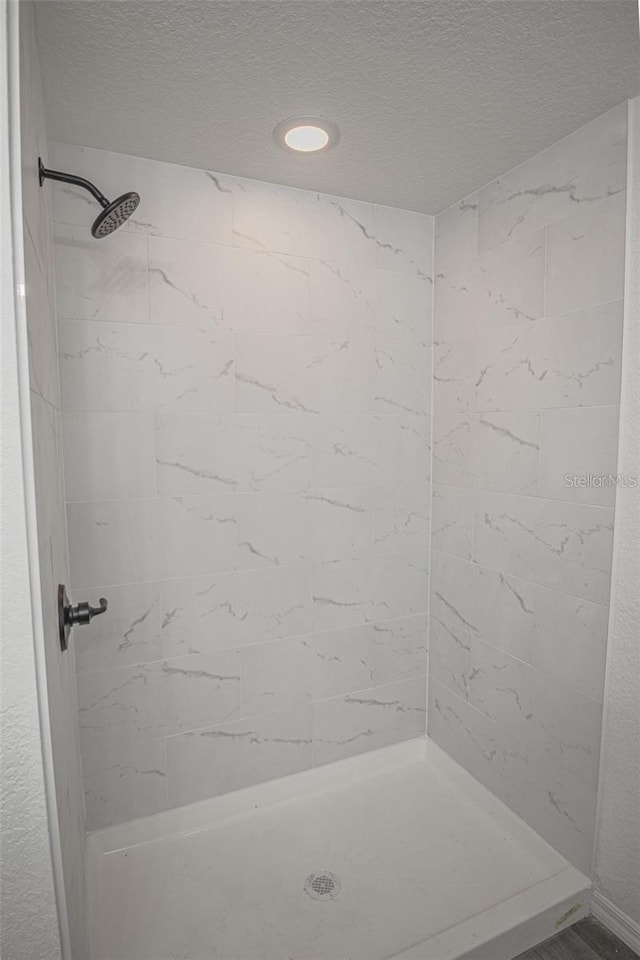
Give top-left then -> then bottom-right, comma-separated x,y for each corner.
91,192 -> 140,238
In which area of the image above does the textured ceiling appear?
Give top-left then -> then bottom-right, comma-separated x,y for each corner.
35,0 -> 640,214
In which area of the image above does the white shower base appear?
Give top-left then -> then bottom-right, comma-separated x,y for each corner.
87,738 -> 590,960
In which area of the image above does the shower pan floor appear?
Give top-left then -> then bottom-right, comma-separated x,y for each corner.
87,738 -> 590,960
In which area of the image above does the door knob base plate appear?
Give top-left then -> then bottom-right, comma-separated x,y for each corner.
58,583 -> 72,651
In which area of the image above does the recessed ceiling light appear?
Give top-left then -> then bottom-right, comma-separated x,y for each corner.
285,125 -> 329,152
273,116 -> 340,154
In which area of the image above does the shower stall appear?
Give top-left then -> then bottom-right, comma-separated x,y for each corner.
6,2 -> 639,958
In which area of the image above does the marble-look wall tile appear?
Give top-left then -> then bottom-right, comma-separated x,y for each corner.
372,551 -> 429,625
306,260 -> 376,341
312,677 -> 426,766
310,414 -> 429,489
430,106 -> 625,874
539,405 -> 620,506
233,178 -> 377,265
77,649 -> 241,754
311,556 -> 376,632
376,415 -> 431,485
63,412 -> 156,501
25,229 -> 59,407
433,337 -> 477,414
54,223 -> 149,323
523,752 -> 598,875
374,204 -> 433,277
478,104 -> 627,253
432,406 -> 549,499
59,320 -> 234,414
159,495 -> 238,581
311,552 -> 429,633
160,564 -> 311,657
241,626 -> 373,716
431,552 -> 534,663
428,679 -> 528,813
236,488 -> 374,567
473,491 -> 614,603
428,616 -> 471,701
475,301 -> 624,413
310,263 -> 432,347
435,194 -> 479,275
235,334 -> 375,416
82,739 -> 168,830
531,585 -> 609,703
472,411 -> 539,495
374,342 -> 431,415
155,413 -> 312,496
54,143 -> 434,826
51,142 -> 234,244
436,300 -> 624,418
315,340 -> 376,415
467,639 -> 602,789
434,230 -> 545,341
20,15 -> 54,266
30,393 -> 67,567
432,414 -> 474,486
166,707 -> 313,807
68,497 -> 159,588
373,270 -> 432,347
68,494 -> 238,588
545,191 -> 626,317
372,615 -> 428,685
430,484 -> 474,561
373,483 -> 430,555
75,582 -> 162,674
311,415 -> 379,487
149,237 -> 308,335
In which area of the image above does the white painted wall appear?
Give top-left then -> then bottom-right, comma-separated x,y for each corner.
0,2 -> 63,956
593,95 -> 640,948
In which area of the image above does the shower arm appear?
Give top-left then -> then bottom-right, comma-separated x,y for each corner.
38,158 -> 110,209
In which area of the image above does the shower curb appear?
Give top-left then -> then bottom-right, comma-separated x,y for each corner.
388,867 -> 590,960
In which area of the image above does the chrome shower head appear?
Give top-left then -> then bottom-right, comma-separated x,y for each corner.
38,158 -> 140,239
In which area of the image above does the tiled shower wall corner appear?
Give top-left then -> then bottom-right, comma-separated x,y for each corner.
428,103 -> 627,874
19,6 -> 89,956
51,142 -> 433,829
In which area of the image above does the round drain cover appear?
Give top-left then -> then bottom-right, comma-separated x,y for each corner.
304,871 -> 341,901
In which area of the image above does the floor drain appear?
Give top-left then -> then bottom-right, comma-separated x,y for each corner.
304,871 -> 341,901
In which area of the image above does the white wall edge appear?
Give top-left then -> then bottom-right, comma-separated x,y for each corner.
6,1 -> 71,955
592,891 -> 640,955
